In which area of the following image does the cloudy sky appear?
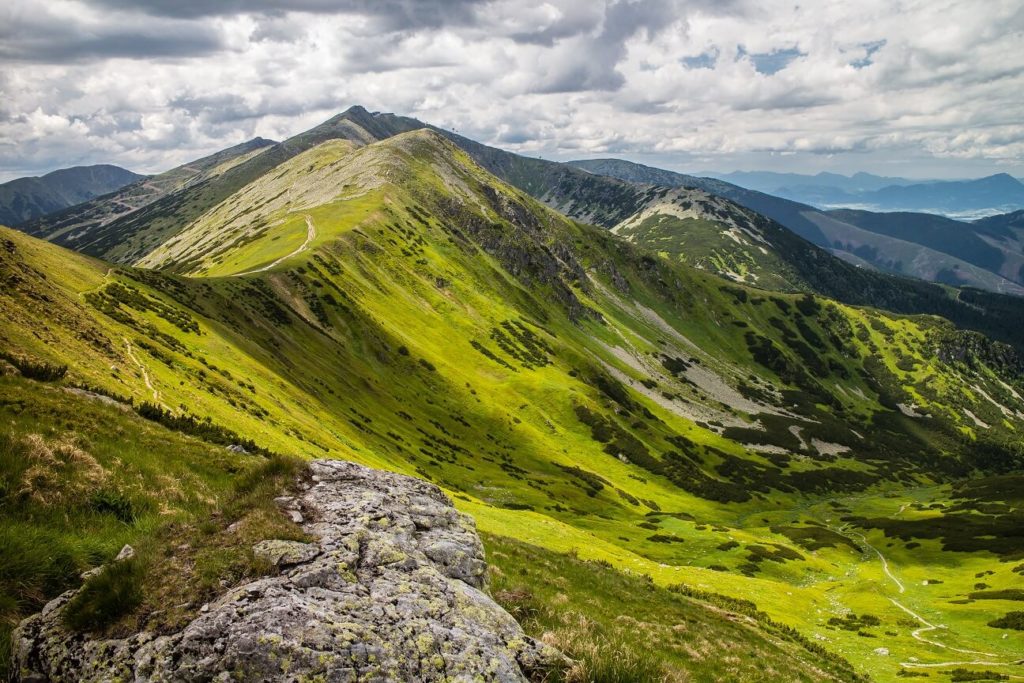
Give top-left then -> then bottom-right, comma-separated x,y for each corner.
1,0 -> 1022,182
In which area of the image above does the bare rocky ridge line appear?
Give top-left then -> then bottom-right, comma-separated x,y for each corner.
13,459 -> 565,682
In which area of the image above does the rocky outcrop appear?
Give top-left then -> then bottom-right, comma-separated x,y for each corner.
13,460 -> 565,682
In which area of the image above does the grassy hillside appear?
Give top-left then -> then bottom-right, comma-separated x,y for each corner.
0,373 -> 867,683
609,185 -> 809,291
21,107 -> 1024,350
2,128 -> 1024,681
573,158 -> 1024,295
20,106 -> 425,270
0,374 -> 306,679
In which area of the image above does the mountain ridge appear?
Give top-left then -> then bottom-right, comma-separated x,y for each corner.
20,137 -> 277,260
0,164 -> 144,226
3,108 -> 1024,680
16,108 -> 1024,352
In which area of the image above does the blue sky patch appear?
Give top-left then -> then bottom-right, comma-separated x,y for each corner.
738,46 -> 805,75
852,40 -> 886,69
681,49 -> 718,70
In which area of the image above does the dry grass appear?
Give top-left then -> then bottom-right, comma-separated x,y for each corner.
19,433 -> 108,505
540,614 -> 674,683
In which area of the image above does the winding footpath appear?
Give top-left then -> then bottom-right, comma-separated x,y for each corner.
835,518 -> 1020,673
123,337 -> 159,403
234,214 -> 316,277
845,528 -> 905,594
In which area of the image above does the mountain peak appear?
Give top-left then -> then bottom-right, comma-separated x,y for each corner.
979,172 -> 1022,186
308,106 -> 425,147
342,104 -> 371,115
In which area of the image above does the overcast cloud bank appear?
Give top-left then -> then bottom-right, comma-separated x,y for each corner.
1,0 -> 1022,181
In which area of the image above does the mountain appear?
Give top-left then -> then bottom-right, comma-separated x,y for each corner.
709,170 -> 1024,219
0,164 -> 144,226
701,170 -> 918,195
571,157 -> 1024,303
975,208 -> 1024,235
3,107 -> 1024,681
607,185 -> 811,291
820,209 -> 1024,292
855,173 -> 1024,217
19,137 -> 276,263
22,113 -> 1024,346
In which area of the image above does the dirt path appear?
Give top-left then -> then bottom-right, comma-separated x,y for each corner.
234,214 -> 316,276
843,527 -> 905,594
124,337 -> 159,403
832,518 -> 1017,671
887,598 -> 998,658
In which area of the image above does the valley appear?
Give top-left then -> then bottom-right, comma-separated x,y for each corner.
2,110 -> 1023,682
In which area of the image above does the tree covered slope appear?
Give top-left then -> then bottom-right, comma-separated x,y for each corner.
2,124 -> 1024,681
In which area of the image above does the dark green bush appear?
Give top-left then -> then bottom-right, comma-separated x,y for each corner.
0,351 -> 67,382
89,490 -> 138,524
949,668 -> 1008,681
988,611 -> 1024,630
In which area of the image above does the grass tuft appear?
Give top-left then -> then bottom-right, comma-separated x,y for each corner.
63,556 -> 144,632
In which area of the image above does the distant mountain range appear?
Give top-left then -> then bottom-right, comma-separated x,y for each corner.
572,159 -> 1024,297
703,170 -> 920,194
0,164 -> 144,226
702,170 -> 1024,219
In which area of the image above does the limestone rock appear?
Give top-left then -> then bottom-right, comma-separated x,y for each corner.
13,459 -> 566,682
251,539 -> 319,567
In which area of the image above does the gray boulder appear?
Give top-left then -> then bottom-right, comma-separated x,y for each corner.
13,459 -> 565,682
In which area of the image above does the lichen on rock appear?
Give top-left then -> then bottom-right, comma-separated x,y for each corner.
13,459 -> 566,682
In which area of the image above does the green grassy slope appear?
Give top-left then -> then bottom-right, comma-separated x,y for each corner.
485,533 -> 862,682
20,106 -> 423,270
0,374 -> 305,679
2,130 -> 1024,681
18,107 -> 1024,351
0,373 -> 861,683
609,185 -> 808,291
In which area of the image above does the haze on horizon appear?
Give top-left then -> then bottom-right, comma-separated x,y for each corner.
1,0 -> 1022,182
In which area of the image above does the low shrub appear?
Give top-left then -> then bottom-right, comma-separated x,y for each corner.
0,351 -> 66,382
988,611 -> 1024,630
